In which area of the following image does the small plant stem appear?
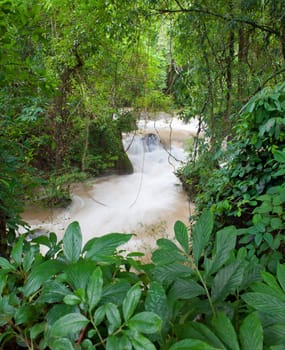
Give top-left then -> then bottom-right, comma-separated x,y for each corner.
189,257 -> 216,317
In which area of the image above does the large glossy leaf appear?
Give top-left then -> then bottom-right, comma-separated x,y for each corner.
22,260 -> 64,297
122,283 -> 141,321
192,210 -> 213,264
205,226 -> 237,276
84,233 -> 133,260
105,303 -> 121,334
211,312 -> 240,350
50,313 -> 89,337
168,278 -> 205,300
211,260 -> 244,302
63,221 -> 82,263
242,292 -> 285,323
169,339 -> 218,350
174,220 -> 189,254
240,313 -> 263,350
128,312 -> 162,334
87,267 -> 103,312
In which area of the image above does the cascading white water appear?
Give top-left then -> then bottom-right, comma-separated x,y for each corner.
22,114 -> 198,257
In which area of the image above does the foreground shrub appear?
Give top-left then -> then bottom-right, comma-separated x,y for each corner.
1,210 -> 285,349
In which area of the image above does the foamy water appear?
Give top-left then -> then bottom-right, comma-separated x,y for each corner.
22,114 -> 197,256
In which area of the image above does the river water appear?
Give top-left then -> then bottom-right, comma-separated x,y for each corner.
22,114 -> 198,258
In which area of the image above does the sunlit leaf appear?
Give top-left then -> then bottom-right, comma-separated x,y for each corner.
84,233 -> 133,260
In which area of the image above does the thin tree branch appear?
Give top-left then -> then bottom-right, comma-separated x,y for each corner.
155,7 -> 280,37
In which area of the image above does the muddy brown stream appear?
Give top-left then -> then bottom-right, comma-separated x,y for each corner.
22,115 -> 198,258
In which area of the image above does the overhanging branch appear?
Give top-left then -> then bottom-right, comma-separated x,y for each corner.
156,6 -> 280,37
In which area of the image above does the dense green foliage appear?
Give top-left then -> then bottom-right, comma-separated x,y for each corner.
1,1 -> 285,348
1,211 -> 285,349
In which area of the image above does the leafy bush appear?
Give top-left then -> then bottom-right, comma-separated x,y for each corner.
1,210 -> 285,349
180,83 -> 285,230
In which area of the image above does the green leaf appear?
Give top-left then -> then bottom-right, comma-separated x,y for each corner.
128,332 -> 156,350
84,233 -> 133,260
102,279 -> 131,305
14,305 -> 38,325
152,247 -> 185,265
118,334 -> 132,350
105,303 -> 121,334
30,322 -> 45,340
175,322 -> 226,349
271,218 -> 283,230
65,260 -> 98,291
37,280 -> 70,304
87,267 -> 103,312
206,226 -> 237,276
128,312 -> 162,334
122,283 -> 142,321
93,304 -> 106,325
265,324 -> 285,347
106,335 -> 118,350
211,312 -> 240,350
239,313 -> 263,350
50,313 -> 89,337
192,210 -> 214,264
63,294 -> 81,305
151,263 -> 192,288
46,305 -> 78,326
63,221 -> 82,263
0,257 -> 16,272
211,260 -> 244,302
145,281 -> 169,328
274,150 -> 285,164
168,278 -> 205,299
23,260 -> 64,297
49,337 -> 74,350
174,220 -> 189,254
169,339 -> 218,350
242,293 -> 285,322
11,234 -> 25,266
277,263 -> 285,292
